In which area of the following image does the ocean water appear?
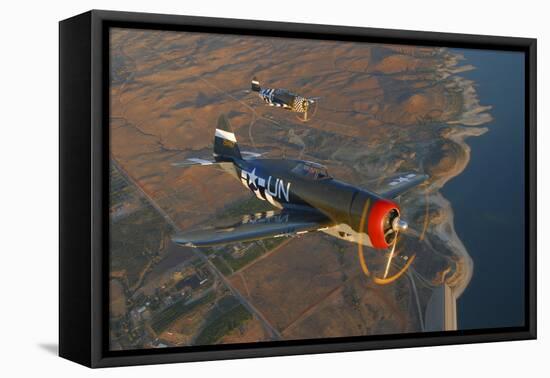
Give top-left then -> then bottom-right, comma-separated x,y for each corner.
442,48 -> 526,330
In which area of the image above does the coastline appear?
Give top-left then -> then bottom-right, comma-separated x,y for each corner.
419,49 -> 495,329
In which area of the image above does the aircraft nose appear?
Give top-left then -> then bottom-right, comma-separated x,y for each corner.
392,217 -> 408,232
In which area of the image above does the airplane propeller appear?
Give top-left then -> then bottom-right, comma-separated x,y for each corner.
383,231 -> 398,279
358,202 -> 416,285
382,217 -> 408,279
297,98 -> 319,122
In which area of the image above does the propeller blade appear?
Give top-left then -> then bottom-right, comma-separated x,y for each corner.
383,231 -> 399,279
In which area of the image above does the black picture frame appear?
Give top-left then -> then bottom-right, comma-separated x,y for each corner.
59,9 -> 537,368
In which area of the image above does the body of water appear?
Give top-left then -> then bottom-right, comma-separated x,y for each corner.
442,48 -> 525,329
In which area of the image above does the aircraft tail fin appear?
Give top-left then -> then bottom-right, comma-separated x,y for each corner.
251,77 -> 261,92
213,114 -> 242,162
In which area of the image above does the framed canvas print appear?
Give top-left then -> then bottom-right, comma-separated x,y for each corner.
59,10 -> 536,368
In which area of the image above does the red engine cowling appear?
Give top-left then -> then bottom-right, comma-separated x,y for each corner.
367,199 -> 400,249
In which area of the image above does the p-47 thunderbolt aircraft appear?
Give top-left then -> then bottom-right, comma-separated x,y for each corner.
173,115 -> 428,283
251,77 -> 319,121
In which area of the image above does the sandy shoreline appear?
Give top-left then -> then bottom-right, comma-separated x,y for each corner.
427,49 -> 494,305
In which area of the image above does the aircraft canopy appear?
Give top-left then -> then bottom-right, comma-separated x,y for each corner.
291,161 -> 331,180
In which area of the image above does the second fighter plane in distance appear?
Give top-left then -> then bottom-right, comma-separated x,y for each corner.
172,115 -> 428,284
251,77 -> 319,121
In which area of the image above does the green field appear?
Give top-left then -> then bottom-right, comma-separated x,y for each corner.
150,291 -> 216,334
211,255 -> 233,276
194,303 -> 252,345
260,236 -> 287,252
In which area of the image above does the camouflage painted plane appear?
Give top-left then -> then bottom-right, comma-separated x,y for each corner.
251,77 -> 319,121
173,115 -> 428,281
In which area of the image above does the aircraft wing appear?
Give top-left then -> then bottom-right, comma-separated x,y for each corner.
377,172 -> 429,199
172,209 -> 332,247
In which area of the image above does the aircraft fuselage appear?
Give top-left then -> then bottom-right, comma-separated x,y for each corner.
258,88 -> 309,113
229,157 -> 400,249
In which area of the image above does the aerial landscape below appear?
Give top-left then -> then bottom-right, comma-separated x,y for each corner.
108,27 -> 525,350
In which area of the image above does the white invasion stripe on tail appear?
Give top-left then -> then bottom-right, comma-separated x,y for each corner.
215,128 -> 237,142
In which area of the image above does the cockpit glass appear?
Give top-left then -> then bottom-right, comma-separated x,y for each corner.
291,162 -> 331,180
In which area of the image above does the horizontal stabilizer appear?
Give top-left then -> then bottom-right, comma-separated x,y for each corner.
377,172 -> 429,199
240,151 -> 265,159
251,77 -> 261,92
